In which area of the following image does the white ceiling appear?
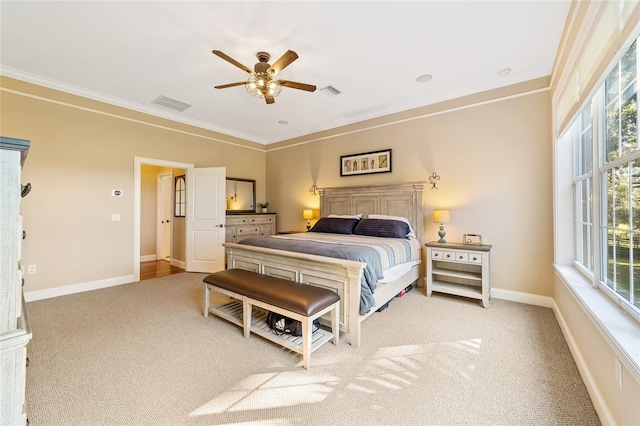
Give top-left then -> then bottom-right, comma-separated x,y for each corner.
0,1 -> 570,145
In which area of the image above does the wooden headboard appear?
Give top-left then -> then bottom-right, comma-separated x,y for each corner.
319,182 -> 426,241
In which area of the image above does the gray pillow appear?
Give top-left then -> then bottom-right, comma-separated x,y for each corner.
309,217 -> 359,234
353,219 -> 410,239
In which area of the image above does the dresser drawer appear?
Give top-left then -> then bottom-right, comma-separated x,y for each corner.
236,225 -> 260,236
249,215 -> 275,225
226,216 -> 251,225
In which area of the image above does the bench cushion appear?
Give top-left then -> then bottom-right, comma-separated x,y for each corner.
203,269 -> 340,317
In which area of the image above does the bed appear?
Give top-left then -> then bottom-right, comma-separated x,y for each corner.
223,182 -> 425,348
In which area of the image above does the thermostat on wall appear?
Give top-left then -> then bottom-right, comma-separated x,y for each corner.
111,189 -> 123,197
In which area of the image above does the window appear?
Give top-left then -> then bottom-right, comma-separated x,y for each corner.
574,103 -> 593,272
572,39 -> 640,321
174,175 -> 186,217
602,40 -> 640,312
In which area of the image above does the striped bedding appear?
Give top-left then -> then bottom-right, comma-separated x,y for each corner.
274,232 -> 421,270
238,232 -> 420,314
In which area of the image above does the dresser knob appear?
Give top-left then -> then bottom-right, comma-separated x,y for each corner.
23,231 -> 26,240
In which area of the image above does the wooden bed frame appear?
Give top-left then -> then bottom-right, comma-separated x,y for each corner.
223,182 -> 425,348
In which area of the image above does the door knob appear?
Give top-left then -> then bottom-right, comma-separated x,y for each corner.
215,224 -> 225,228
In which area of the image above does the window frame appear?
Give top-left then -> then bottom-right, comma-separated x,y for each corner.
570,39 -> 640,325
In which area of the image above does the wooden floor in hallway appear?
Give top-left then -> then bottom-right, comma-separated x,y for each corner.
140,260 -> 184,280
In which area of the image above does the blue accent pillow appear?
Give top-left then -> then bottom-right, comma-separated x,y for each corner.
353,219 -> 410,239
309,217 -> 359,234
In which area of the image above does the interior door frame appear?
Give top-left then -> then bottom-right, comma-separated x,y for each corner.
134,157 -> 194,282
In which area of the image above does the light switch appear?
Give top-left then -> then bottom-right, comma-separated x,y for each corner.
111,213 -> 121,221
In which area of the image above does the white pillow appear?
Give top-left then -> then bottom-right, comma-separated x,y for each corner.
367,214 -> 416,238
328,214 -> 363,219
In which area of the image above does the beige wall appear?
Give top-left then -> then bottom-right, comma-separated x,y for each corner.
267,86 -> 554,296
554,276 -> 640,425
0,77 -> 266,292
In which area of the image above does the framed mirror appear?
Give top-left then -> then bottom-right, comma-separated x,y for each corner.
226,177 -> 256,213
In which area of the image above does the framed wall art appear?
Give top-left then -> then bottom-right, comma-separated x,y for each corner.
340,149 -> 392,176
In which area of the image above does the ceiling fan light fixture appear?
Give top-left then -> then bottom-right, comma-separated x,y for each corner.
213,49 -> 315,104
246,71 -> 281,99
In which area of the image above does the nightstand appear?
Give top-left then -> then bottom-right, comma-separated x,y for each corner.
425,241 -> 492,308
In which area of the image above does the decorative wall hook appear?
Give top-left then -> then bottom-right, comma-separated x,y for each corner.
429,172 -> 440,190
309,182 -> 318,196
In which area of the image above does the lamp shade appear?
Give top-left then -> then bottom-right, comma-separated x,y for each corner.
433,209 -> 450,223
303,209 -> 314,220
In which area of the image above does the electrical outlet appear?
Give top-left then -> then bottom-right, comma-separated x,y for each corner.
27,265 -> 36,274
615,358 -> 623,389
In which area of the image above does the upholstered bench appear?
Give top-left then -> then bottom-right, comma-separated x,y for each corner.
203,269 -> 340,369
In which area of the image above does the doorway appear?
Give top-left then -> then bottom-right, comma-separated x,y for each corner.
134,157 -> 194,282
157,171 -> 173,261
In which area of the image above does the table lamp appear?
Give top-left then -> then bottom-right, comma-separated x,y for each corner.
303,209 -> 314,231
433,209 -> 450,243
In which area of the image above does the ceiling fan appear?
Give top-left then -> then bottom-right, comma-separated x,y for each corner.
212,49 -> 316,104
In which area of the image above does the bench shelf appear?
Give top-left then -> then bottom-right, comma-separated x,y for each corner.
210,300 -> 335,354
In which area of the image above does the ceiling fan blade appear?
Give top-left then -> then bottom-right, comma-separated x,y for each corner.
212,50 -> 252,73
214,81 -> 246,89
265,95 -> 275,104
267,50 -> 298,75
279,80 -> 317,92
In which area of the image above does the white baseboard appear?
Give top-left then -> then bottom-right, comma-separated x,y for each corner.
24,275 -> 135,302
140,254 -> 156,262
491,287 -> 554,308
171,259 -> 185,269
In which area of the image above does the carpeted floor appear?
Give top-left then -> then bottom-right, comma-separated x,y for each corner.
24,272 -> 600,425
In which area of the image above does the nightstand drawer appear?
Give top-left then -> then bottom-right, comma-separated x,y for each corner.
431,250 -> 444,260
455,252 -> 469,262
443,251 -> 456,261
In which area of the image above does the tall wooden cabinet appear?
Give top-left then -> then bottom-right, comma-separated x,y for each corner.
0,137 -> 32,426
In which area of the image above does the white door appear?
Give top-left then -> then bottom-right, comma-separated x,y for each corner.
185,167 -> 226,273
157,171 -> 173,261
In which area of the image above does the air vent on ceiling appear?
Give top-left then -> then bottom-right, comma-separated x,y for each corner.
320,85 -> 342,97
151,95 -> 192,112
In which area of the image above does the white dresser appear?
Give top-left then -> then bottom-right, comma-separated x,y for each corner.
226,213 -> 276,243
0,137 -> 32,426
